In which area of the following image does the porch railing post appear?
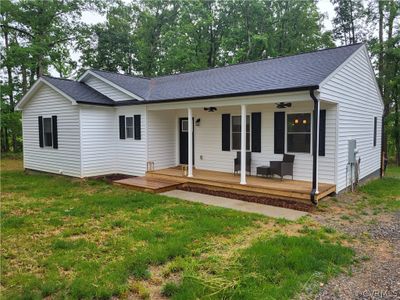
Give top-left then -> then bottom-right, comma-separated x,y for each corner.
240,104 -> 247,185
188,108 -> 193,177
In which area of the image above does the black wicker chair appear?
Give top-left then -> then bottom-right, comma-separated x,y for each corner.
270,154 -> 295,180
234,151 -> 251,175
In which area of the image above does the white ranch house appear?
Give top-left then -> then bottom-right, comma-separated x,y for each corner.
16,44 -> 383,205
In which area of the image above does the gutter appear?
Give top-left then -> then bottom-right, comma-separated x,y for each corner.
310,88 -> 320,205
77,85 -> 319,107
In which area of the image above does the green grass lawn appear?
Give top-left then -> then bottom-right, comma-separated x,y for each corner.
1,159 -> 355,299
357,165 -> 400,212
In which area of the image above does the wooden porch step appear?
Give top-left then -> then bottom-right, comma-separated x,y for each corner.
113,176 -> 183,193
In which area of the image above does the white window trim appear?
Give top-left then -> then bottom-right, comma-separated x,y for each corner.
231,115 -> 251,151
42,116 -> 53,148
285,112 -> 313,155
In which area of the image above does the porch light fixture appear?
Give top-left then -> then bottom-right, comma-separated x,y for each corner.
204,107 -> 217,112
275,102 -> 292,109
195,118 -> 201,126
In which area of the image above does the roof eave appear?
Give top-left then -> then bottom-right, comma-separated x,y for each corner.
113,85 -> 320,106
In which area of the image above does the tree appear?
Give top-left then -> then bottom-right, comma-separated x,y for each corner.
0,0 -> 90,152
78,0 -> 138,74
331,0 -> 367,44
366,0 -> 400,165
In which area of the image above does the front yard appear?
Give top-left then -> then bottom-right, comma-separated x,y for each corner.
1,158 -> 399,299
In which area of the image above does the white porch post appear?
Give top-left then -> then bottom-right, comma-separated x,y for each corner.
188,108 -> 193,177
240,104 -> 247,185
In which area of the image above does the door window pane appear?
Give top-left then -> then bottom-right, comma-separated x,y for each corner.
181,120 -> 188,132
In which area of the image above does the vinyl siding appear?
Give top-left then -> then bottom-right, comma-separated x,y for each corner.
84,75 -> 133,101
320,47 -> 383,192
22,85 -> 81,177
147,110 -> 177,169
80,106 -> 116,176
172,101 -> 336,184
80,105 -> 147,176
114,106 -> 147,175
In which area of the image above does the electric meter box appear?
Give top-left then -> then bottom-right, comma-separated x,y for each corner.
348,139 -> 357,164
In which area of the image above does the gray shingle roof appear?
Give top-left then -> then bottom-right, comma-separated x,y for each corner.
43,76 -> 115,106
42,44 -> 364,106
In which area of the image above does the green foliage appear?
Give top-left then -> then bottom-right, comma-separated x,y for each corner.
161,282 -> 180,297
331,0 -> 367,44
173,235 -> 353,299
0,159 -> 259,298
358,166 -> 400,212
77,0 -> 334,76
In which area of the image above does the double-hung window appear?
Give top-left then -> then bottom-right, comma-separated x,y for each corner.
43,117 -> 53,147
126,117 -> 133,138
287,113 -> 311,153
231,115 -> 250,150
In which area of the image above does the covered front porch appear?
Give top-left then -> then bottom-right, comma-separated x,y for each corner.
143,89 -> 337,205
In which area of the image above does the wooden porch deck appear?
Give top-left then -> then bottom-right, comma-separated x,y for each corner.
116,167 -> 336,204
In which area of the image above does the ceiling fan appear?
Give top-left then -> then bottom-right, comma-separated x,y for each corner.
275,102 -> 292,109
204,107 -> 217,112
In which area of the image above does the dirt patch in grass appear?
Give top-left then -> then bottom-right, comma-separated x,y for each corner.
91,173 -> 135,183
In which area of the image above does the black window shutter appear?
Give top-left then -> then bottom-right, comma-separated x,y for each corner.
251,112 -> 261,152
52,116 -> 58,149
134,115 -> 141,140
222,114 -> 230,151
319,110 -> 326,156
373,117 -> 377,146
38,116 -> 44,147
274,112 -> 285,154
119,115 -> 126,139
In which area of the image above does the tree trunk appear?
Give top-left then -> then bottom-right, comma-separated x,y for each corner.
2,127 -> 9,153
22,66 -> 28,94
377,1 -> 388,156
350,0 -> 355,44
394,94 -> 400,166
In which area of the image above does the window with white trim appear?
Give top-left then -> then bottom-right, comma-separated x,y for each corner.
231,115 -> 250,150
43,117 -> 53,147
287,113 -> 311,153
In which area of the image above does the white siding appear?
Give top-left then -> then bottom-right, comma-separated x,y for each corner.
114,106 -> 147,176
321,47 -> 383,192
22,85 -> 81,177
80,106 -> 116,176
84,75 -> 133,101
147,110 -> 177,169
79,105 -> 147,177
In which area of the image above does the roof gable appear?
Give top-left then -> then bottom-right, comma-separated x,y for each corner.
79,70 -> 146,100
15,77 -> 115,110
